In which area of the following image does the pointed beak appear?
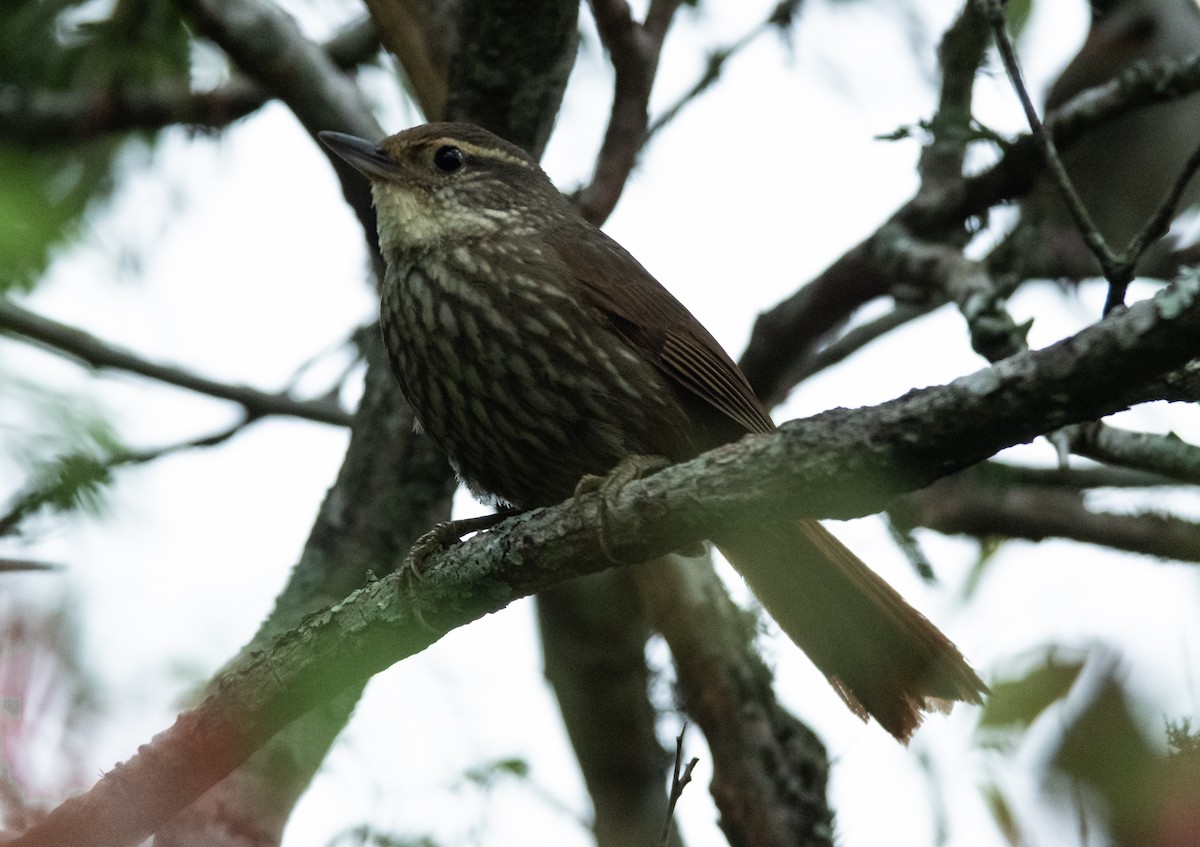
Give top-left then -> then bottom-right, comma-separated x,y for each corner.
318,131 -> 402,182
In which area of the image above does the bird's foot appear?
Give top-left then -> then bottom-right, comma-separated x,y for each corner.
574,454 -> 671,563
401,511 -> 518,584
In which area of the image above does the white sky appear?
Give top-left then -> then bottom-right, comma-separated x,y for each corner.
4,0 -> 1200,845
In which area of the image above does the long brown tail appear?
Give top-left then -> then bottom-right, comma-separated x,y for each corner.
714,517 -> 987,742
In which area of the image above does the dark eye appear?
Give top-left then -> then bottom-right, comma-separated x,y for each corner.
433,145 -> 465,173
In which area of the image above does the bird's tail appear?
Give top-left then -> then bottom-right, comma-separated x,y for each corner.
715,518 -> 987,742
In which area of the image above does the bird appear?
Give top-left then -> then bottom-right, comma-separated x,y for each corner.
1020,0 -> 1200,277
320,122 -> 987,741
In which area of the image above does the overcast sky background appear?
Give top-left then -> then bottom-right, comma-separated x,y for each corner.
4,0 -> 1200,845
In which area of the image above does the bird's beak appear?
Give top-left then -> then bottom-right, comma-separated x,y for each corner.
318,131 -> 402,182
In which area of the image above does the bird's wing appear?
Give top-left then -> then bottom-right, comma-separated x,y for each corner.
547,227 -> 775,436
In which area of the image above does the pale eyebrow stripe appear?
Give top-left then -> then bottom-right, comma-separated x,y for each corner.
431,138 -> 536,169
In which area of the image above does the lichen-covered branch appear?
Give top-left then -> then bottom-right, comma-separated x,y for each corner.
13,270 -> 1200,847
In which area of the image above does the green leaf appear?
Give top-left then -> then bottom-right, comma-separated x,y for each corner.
0,0 -> 190,290
977,651 -> 1085,731
0,375 -> 124,533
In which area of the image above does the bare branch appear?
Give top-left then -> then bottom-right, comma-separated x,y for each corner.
1070,422 -> 1200,485
0,17 -> 379,143
744,50 -> 1200,407
0,419 -> 254,538
362,0 -> 447,119
576,0 -> 683,225
0,299 -> 350,427
788,303 -> 936,386
899,471 -> 1200,563
976,0 -> 1116,273
658,725 -> 700,847
635,556 -> 832,847
645,0 -> 803,144
0,558 -> 59,572
176,0 -> 385,269
917,2 -> 990,191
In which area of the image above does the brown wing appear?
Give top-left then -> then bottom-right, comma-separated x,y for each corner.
546,225 -> 775,436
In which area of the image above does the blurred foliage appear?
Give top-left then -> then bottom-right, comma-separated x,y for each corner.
972,646 -> 1200,846
977,651 -> 1085,735
327,826 -> 442,847
1051,673 -> 1200,847
1004,0 -> 1034,40
457,756 -> 531,789
0,0 -> 189,292
0,373 -> 125,536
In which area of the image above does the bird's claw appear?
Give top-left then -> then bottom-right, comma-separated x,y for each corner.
574,454 -> 671,563
400,511 -> 517,585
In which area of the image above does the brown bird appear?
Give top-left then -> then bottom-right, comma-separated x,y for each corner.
320,123 -> 987,741
1021,0 -> 1200,276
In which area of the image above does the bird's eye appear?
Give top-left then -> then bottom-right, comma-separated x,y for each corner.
433,145 -> 465,173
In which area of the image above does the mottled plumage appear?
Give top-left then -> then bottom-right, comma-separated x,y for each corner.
321,123 -> 987,740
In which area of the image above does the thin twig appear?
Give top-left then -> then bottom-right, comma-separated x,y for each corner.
976,0 -> 1116,272
0,17 -> 379,143
0,558 -> 60,572
789,302 -> 937,384
884,514 -> 936,583
900,471 -> 1200,563
645,0 -> 803,144
1112,135 -> 1200,311
1069,421 -> 1200,485
0,299 -> 350,427
0,418 -> 255,537
659,724 -> 699,847
576,0 -> 683,225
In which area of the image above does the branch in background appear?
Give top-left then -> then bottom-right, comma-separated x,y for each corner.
442,0 -> 580,157
177,0 -> 386,273
740,3 -> 986,398
1069,422 -> 1200,485
916,1 -> 990,193
0,17 -> 379,143
362,0 -> 448,120
975,0 -> 1113,268
0,299 -> 350,427
575,0 -> 683,225
0,558 -> 59,572
897,471 -> 1200,563
975,461 -> 1181,491
915,49 -> 1200,238
645,0 -> 804,144
634,556 -> 833,847
743,47 -> 1200,407
12,268 -> 1200,847
659,725 -> 700,847
874,227 -> 1029,362
535,571 -> 681,847
975,0 -> 1200,314
0,419 -> 254,539
787,302 -> 937,386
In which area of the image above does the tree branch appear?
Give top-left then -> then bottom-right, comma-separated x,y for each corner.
12,270 -> 1200,847
176,0 -> 385,269
634,556 -> 832,847
0,17 -> 379,143
898,471 -> 1200,563
0,299 -> 350,427
645,0 -> 803,145
1070,422 -> 1200,485
576,0 -> 683,225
